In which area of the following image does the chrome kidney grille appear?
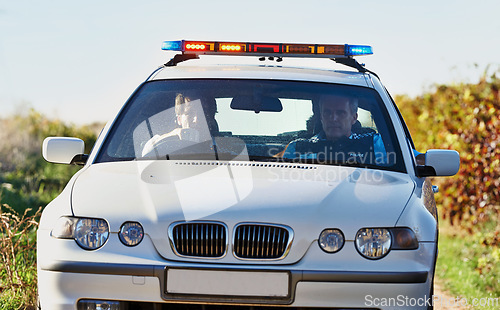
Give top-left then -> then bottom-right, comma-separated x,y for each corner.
233,224 -> 292,259
169,222 -> 293,259
170,222 -> 227,258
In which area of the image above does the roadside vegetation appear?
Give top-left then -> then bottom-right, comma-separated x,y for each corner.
0,205 -> 40,309
0,110 -> 99,215
1,71 -> 499,308
0,109 -> 102,309
397,69 -> 500,307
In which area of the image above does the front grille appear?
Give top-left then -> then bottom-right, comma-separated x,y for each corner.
170,222 -> 227,258
234,224 -> 292,259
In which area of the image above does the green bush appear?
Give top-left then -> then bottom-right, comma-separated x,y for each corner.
0,109 -> 102,214
396,70 -> 500,231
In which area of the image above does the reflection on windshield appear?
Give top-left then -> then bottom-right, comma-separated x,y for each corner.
97,79 -> 404,172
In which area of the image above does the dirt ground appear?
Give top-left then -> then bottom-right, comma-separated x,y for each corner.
434,281 -> 470,310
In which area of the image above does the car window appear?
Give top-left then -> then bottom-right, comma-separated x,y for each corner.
96,79 -> 405,172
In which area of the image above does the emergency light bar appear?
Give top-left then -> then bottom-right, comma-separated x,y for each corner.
161,40 -> 372,58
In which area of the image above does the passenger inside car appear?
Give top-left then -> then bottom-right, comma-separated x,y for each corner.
175,93 -> 219,137
142,93 -> 219,157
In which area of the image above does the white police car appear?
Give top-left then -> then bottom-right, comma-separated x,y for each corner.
38,40 -> 460,310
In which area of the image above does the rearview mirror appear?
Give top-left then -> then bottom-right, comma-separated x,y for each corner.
230,95 -> 282,113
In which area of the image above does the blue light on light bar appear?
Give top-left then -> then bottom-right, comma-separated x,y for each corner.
345,45 -> 373,56
162,40 -> 183,51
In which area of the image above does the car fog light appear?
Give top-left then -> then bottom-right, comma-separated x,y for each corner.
119,222 -> 144,246
77,299 -> 124,310
355,228 -> 391,259
318,229 -> 344,253
74,218 -> 109,250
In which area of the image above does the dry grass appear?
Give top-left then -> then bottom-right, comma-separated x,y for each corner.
0,203 -> 41,309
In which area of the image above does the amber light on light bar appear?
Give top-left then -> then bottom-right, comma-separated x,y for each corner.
220,45 -> 242,51
285,44 -> 315,54
219,43 -> 247,52
185,43 -> 207,50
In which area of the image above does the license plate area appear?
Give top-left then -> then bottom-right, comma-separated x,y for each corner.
165,267 -> 291,300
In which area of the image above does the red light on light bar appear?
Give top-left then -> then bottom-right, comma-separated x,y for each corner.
252,44 -> 280,53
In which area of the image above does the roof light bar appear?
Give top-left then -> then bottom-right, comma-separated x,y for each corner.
161,40 -> 372,58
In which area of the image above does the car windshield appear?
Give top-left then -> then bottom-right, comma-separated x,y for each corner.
96,79 -> 404,172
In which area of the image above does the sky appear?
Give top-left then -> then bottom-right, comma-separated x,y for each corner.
1,0 -> 499,125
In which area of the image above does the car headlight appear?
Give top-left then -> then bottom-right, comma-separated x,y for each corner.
119,222 -> 144,246
355,228 -> 391,259
74,218 -> 110,250
52,216 -> 110,250
318,229 -> 344,253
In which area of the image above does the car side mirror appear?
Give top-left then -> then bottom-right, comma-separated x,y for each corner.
416,149 -> 460,177
42,137 -> 88,165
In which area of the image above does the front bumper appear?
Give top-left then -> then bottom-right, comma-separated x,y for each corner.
37,230 -> 435,310
38,267 -> 432,310
42,260 -> 428,303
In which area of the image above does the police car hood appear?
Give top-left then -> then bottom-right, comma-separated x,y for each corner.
71,161 -> 414,263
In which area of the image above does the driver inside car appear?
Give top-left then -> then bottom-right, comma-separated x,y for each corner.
281,94 -> 387,165
142,93 -> 219,157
